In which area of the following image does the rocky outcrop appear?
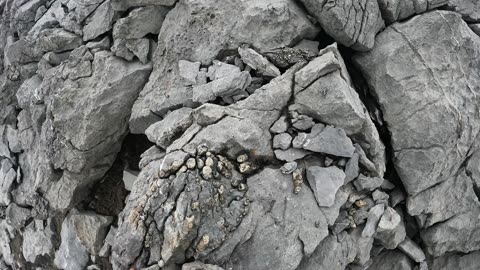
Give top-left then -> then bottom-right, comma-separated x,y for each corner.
1,0 -> 480,269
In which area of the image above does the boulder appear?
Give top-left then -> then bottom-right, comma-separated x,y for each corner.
431,251 -> 480,270
113,6 -> 169,39
354,11 -> 480,195
368,250 -> 414,270
299,0 -> 384,51
83,0 -> 116,41
375,207 -> 406,249
447,0 -> 480,22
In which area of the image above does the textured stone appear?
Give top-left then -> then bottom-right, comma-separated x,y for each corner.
299,0 -> 384,51
354,11 -> 480,194
182,261 -> 224,270
270,116 -> 289,134
431,251 -> 480,270
353,174 -> 384,191
398,238 -> 426,263
362,204 -> 385,238
83,0 -> 116,41
377,0 -> 448,23
179,60 -> 201,85
447,0 -> 480,22
22,220 -> 55,263
37,28 -> 83,53
129,0 -> 319,133
306,166 -> 345,207
421,206 -> 480,256
111,0 -> 177,11
238,46 -> 280,77
375,207 -> 406,249
192,71 -> 251,103
272,133 -> 292,150
145,108 -> 194,149
54,214 -> 90,270
302,126 -> 355,158
368,250 -> 414,270
113,6 -> 169,39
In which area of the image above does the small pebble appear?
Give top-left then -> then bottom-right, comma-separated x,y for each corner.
237,154 -> 249,163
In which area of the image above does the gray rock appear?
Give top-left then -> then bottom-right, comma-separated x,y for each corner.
179,60 -> 201,85
321,189 -> 349,226
447,0 -> 480,22
299,0 -> 384,51
302,126 -> 355,158
270,116 -> 289,134
71,213 -> 113,255
280,162 -> 298,174
292,115 -> 315,131
111,39 -> 135,61
129,0 -> 318,133
375,207 -> 406,249
421,206 -> 480,256
238,46 -> 280,77
362,204 -> 385,238
471,23 -> 480,36
372,190 -> 390,205
272,133 -> 292,150
185,117 -> 273,159
431,251 -> 480,270
0,159 -> 15,205
297,234 -> 356,270
398,238 -> 426,263
306,166 -> 345,207
295,50 -> 340,88
351,226 -> 374,266
86,36 -> 111,51
275,148 -> 311,162
406,168 -> 479,228
145,108 -> 194,149
295,44 -> 385,176
0,220 -> 15,266
12,0 -> 48,37
28,0 -> 67,38
368,250 -> 414,270
111,0 -> 177,11
54,214 -> 90,270
37,28 -> 83,53
192,71 -> 251,103
222,168 -> 329,270
125,38 -> 150,64
354,11 -> 480,195
182,261 -> 224,270
113,6 -> 169,39
377,0 -> 448,23
83,0 -> 116,41
60,0 -> 105,35
353,174 -> 384,191
390,189 -> 406,207
345,153 -> 360,183
6,203 -> 31,229
207,60 -> 241,81
22,219 -> 55,263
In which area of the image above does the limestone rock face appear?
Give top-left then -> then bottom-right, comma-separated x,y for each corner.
2,0 -> 480,269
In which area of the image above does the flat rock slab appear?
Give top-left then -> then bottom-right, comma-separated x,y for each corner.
306,166 -> 345,207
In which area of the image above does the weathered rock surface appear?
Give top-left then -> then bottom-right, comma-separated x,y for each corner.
129,0 -> 319,133
354,11 -> 480,195
368,250 -> 414,270
299,0 -> 385,51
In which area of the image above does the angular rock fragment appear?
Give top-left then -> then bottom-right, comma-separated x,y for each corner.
0,159 -> 15,205
377,0 -> 449,23
125,38 -> 150,64
37,28 -> 83,53
302,126 -> 355,158
145,108 -> 194,149
295,50 -> 340,88
272,133 -> 292,150
298,234 -> 356,270
113,6 -> 169,39
179,60 -> 201,85
270,115 -> 289,134
375,207 -> 406,249
23,220 -> 55,263
274,148 -> 311,162
306,166 -> 346,207
353,174 -> 384,191
182,261 -> 224,270
83,0 -> 116,41
398,238 -> 426,263
299,0 -> 384,51
238,46 -> 280,77
192,71 -> 251,103
362,204 -> 385,238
